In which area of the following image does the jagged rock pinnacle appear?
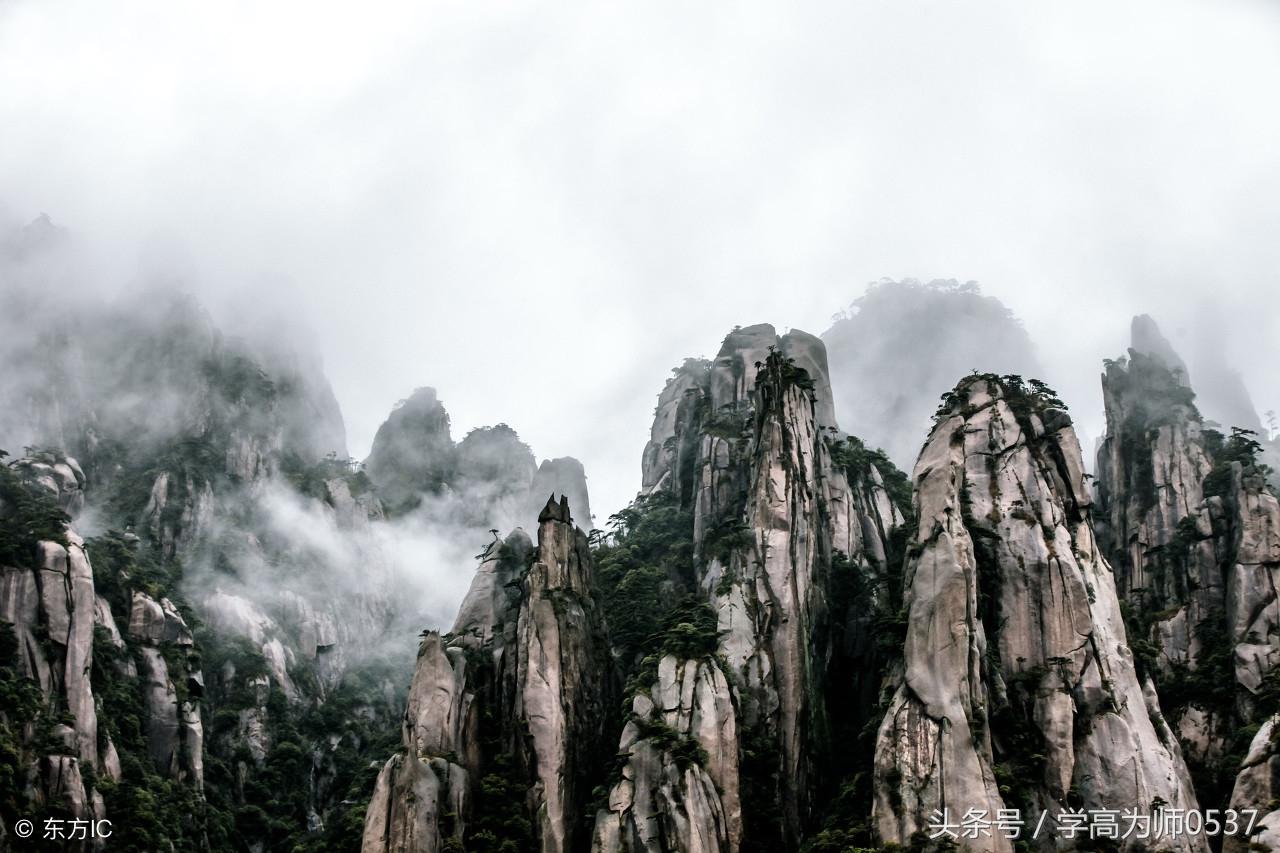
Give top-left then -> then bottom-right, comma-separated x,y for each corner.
538,493 -> 572,524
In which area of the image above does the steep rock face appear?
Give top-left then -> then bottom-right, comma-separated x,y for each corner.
699,328 -> 900,843
0,279 -> 423,846
0,535 -> 105,765
2,303 -> 592,844
127,591 -> 205,788
144,469 -> 218,560
0,454 -> 113,843
640,359 -> 710,499
701,334 -> 833,837
517,497 -> 615,852
1225,466 -> 1280,699
0,303 -> 405,846
1094,317 -> 1280,819
1095,344 -> 1218,661
361,628 -> 478,853
365,387 -> 456,511
1130,314 -> 1190,382
364,499 -> 615,853
1224,716 -> 1280,853
9,454 -> 86,517
872,375 -> 1204,851
592,656 -> 740,853
364,389 -> 595,532
455,424 -> 539,527
610,324 -> 904,851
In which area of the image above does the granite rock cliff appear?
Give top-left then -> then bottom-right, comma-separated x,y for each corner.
872,374 -> 1204,852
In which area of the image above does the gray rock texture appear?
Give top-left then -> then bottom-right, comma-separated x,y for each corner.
872,375 -> 1204,852
591,656 -> 741,853
1094,317 -> 1280,841
605,324 -> 904,851
363,503 -> 615,853
365,386 -> 457,511
364,387 -> 593,533
0,453 -> 118,841
127,591 -> 205,789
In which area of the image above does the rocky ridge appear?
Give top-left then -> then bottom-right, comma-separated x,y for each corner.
366,324 -> 910,853
1094,316 -> 1280,845
0,451 -> 207,849
0,455 -> 108,847
872,374 -> 1204,851
364,387 -> 594,531
0,285 -> 598,850
362,496 -> 615,853
7,264 -> 1280,853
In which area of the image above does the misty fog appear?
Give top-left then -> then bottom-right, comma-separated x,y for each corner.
6,9 -> 1280,853
3,0 -> 1279,529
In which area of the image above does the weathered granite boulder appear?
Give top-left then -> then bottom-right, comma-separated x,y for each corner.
873,375 -> 1204,852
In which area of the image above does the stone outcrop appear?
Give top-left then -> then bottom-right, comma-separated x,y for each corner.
363,498 -> 615,853
591,656 -> 740,853
1224,715 -> 1280,853
699,331 -> 840,838
1130,313 -> 1189,382
640,359 -> 710,499
1225,465 -> 1280,700
1,452 -> 205,824
364,388 -> 595,532
529,457 -> 594,531
17,262 -> 1274,853
365,387 -> 457,511
517,497 -> 615,851
9,454 -> 86,517
1094,316 -> 1280,825
708,329 -> 900,839
1,278 -> 591,847
456,423 -> 538,494
0,531 -> 106,766
0,454 -> 113,846
361,628 -> 476,853
1095,317 -> 1213,613
1094,338 -> 1225,720
143,469 -> 217,560
127,590 -> 205,788
596,324 -> 904,852
872,375 -> 1204,851
364,531 -> 533,853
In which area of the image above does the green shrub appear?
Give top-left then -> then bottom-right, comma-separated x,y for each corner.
0,462 -> 70,565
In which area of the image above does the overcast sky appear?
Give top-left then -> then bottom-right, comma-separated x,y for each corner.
2,0 -> 1279,521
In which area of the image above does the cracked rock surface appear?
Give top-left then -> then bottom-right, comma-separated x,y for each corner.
872,375 -> 1204,852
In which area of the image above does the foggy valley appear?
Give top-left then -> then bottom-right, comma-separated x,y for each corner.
2,2 -> 1279,852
